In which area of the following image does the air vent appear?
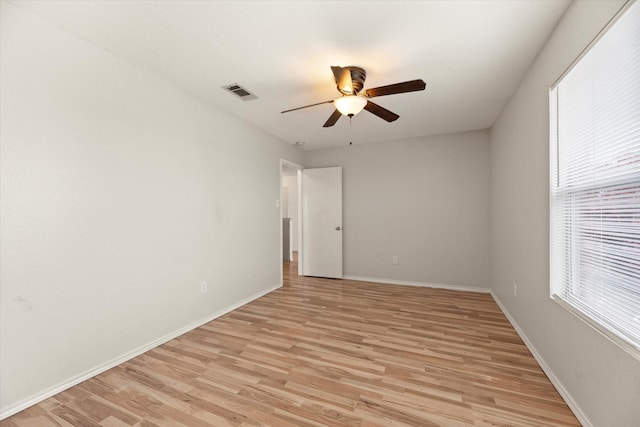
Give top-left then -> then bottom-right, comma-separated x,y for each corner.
222,83 -> 258,101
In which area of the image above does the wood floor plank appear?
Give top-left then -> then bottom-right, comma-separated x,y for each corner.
1,254 -> 580,426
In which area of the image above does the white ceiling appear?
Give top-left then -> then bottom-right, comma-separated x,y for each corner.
11,0 -> 570,150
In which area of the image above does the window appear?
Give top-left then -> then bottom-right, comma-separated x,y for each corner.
550,0 -> 640,358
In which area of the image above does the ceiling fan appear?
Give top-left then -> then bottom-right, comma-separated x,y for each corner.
281,66 -> 426,127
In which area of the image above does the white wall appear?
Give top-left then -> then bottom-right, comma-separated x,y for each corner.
490,1 -> 640,426
0,2 -> 303,417
304,130 -> 490,290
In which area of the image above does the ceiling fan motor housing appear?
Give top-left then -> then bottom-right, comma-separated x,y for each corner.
339,66 -> 366,95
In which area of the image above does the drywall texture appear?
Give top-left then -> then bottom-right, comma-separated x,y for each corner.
0,3 -> 302,415
305,130 -> 491,289
490,1 -> 640,425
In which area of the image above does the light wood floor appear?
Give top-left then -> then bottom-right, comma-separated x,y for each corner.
2,254 -> 580,426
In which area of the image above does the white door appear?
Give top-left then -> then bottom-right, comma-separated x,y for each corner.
301,167 -> 343,278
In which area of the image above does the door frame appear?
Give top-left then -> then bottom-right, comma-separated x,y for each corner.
280,159 -> 303,286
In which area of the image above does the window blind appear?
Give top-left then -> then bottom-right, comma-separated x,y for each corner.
550,0 -> 640,356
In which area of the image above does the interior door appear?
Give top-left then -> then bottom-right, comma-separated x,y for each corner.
301,167 -> 343,279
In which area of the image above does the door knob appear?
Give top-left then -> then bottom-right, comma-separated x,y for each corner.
335,226 -> 342,231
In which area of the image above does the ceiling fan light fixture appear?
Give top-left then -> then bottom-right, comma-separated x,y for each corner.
334,96 -> 367,117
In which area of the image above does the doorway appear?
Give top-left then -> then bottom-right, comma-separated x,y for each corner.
280,161 -> 344,284
280,160 -> 302,284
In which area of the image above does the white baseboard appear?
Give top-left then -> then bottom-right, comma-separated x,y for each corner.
0,283 -> 282,420
343,275 -> 491,293
489,292 -> 592,427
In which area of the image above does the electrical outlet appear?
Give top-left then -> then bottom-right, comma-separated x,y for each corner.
201,280 -> 208,293
513,282 -> 518,296
392,256 -> 399,265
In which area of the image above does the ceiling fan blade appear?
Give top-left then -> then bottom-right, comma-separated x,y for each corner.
331,66 -> 354,94
362,79 -> 426,98
323,109 -> 342,127
281,100 -> 333,114
364,101 -> 399,122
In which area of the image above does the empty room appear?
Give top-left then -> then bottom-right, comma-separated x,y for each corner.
1,1 -> 638,426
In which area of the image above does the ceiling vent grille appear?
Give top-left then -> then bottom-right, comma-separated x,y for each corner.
222,83 -> 258,101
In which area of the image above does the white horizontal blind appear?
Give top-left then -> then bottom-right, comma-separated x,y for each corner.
550,0 -> 640,355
